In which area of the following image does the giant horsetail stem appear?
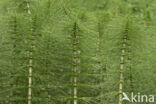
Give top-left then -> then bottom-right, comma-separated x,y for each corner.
119,20 -> 129,104
72,22 -> 79,104
25,1 -> 33,104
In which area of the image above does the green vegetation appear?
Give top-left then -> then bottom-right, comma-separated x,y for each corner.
0,0 -> 156,104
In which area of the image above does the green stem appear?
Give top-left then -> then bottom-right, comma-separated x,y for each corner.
119,21 -> 129,104
72,22 -> 79,104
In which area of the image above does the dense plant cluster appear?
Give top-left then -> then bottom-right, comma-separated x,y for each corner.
0,0 -> 155,104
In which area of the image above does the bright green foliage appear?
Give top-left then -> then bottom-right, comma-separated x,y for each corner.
0,0 -> 156,104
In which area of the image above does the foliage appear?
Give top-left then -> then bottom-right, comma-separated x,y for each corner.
0,0 -> 155,104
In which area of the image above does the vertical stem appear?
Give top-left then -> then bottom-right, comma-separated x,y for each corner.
97,23 -> 101,103
97,23 -> 104,103
47,0 -> 51,16
28,16 -> 36,104
45,38 -> 51,104
72,22 -> 79,104
97,23 -> 101,57
25,1 -> 33,104
28,54 -> 32,104
10,16 -> 17,104
119,21 -> 129,104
